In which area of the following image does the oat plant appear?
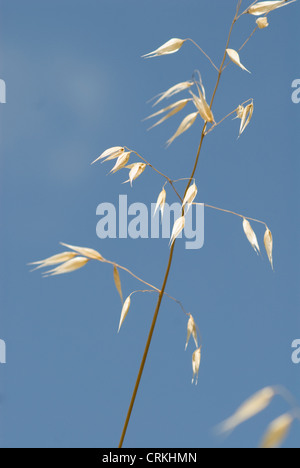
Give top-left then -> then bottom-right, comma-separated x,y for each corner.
219,386 -> 300,448
29,0 -> 296,448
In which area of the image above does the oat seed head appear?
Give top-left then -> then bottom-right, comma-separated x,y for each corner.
256,17 -> 269,28
145,99 -> 191,130
110,152 -> 131,174
91,147 -> 124,165
239,102 -> 254,137
43,256 -> 90,277
185,314 -> 198,350
118,295 -> 131,333
182,182 -> 198,212
152,81 -> 193,107
60,243 -> 104,261
260,413 -> 293,448
264,228 -> 274,270
142,38 -> 186,58
242,218 -> 261,255
114,266 -> 123,304
154,188 -> 167,219
125,163 -> 147,186
28,252 -> 78,271
247,0 -> 296,16
219,387 -> 275,433
190,90 -> 214,123
226,49 -> 251,73
170,216 -> 185,246
191,348 -> 201,385
166,112 -> 198,147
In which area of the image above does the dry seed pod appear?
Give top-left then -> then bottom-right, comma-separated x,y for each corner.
191,348 -> 201,385
219,387 -> 275,433
154,188 -> 167,218
264,228 -> 274,270
91,147 -> 124,165
236,105 -> 244,119
239,102 -> 254,137
185,314 -> 198,350
60,243 -> 104,261
182,182 -> 198,212
118,295 -> 131,332
190,90 -> 214,123
153,81 -> 193,107
243,218 -> 260,255
170,216 -> 185,246
113,266 -> 123,303
126,163 -> 147,186
256,17 -> 269,28
44,256 -> 90,276
167,112 -> 198,147
110,152 -> 131,174
247,0 -> 296,16
226,49 -> 251,73
28,252 -> 78,271
260,413 -> 293,449
145,99 -> 190,130
142,38 -> 185,58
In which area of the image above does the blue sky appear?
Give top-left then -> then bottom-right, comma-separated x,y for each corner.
0,0 -> 299,448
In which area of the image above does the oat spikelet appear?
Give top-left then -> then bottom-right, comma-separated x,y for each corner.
113,266 -> 123,303
256,17 -> 269,28
29,252 -> 78,271
124,163 -> 147,186
236,105 -> 244,119
60,243 -> 104,261
167,112 -> 198,147
43,256 -> 90,276
239,102 -> 254,137
92,147 -> 124,165
153,81 -> 193,107
185,314 -> 198,350
264,228 -> 274,270
154,188 -> 167,219
170,216 -> 185,246
260,414 -> 293,449
243,218 -> 260,255
247,0 -> 296,16
219,387 -> 275,433
182,182 -> 198,212
191,348 -> 201,385
142,38 -> 185,58
190,90 -> 214,123
145,99 -> 191,130
118,295 -> 131,333
110,152 -> 131,174
226,49 -> 251,73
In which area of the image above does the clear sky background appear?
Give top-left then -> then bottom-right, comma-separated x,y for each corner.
0,0 -> 299,448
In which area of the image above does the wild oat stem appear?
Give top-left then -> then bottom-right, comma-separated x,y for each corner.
118,0 -> 243,448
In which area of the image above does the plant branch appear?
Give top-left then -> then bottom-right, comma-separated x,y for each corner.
194,203 -> 268,228
186,38 -> 219,72
102,258 -> 187,315
222,26 -> 258,72
237,0 -> 260,19
126,147 -> 183,202
118,0 -> 242,448
205,98 -> 253,136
